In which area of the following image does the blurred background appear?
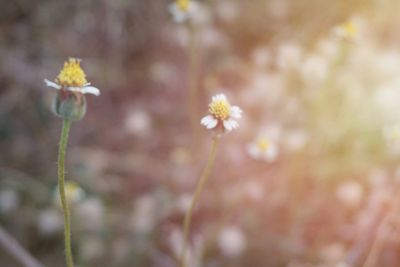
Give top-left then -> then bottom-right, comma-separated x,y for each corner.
2,0 -> 400,266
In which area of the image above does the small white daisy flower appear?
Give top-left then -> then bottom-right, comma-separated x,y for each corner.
54,181 -> 85,206
44,58 -> 100,96
200,93 -> 242,133
246,136 -> 278,162
332,20 -> 359,42
169,0 -> 198,23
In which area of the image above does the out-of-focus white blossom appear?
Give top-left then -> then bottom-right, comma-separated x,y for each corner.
218,226 -> 246,257
0,189 -> 19,214
169,0 -> 199,23
169,228 -> 204,267
276,43 -> 302,71
54,181 -> 85,207
336,181 -> 364,208
124,109 -> 152,136
37,208 -> 63,236
129,194 -> 158,234
175,193 -> 192,213
76,198 -> 104,231
319,243 -> 345,263
301,54 -> 329,87
247,136 -> 278,162
332,20 -> 359,42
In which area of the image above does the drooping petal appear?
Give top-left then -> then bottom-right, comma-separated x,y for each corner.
44,79 -> 61,90
82,86 -> 101,96
230,106 -> 243,119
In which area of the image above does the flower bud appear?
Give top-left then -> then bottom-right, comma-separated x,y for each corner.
52,90 -> 87,121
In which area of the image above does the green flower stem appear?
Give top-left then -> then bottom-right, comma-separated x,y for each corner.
180,137 -> 220,267
58,119 -> 74,267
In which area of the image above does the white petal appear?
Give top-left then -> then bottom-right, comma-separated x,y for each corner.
44,79 -> 61,90
66,87 -> 83,93
207,118 -> 218,129
226,119 -> 238,129
214,94 -> 227,102
82,86 -> 100,96
201,115 -> 213,125
230,106 -> 243,119
201,115 -> 218,129
169,3 -> 187,23
223,120 -> 234,131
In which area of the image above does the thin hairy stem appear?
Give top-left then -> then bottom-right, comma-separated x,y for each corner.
58,119 -> 74,267
180,137 -> 220,267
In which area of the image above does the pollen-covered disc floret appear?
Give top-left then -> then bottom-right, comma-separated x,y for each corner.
56,58 -> 88,87
246,136 -> 278,162
169,0 -> 197,23
201,94 -> 242,132
209,98 -> 231,120
44,57 -> 100,96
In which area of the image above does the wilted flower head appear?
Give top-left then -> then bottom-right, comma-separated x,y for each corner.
246,136 -> 278,162
44,58 -> 100,120
169,0 -> 198,23
201,93 -> 242,133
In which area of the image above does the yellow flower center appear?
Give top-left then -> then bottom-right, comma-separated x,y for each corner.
176,0 -> 190,11
56,58 -> 88,87
209,100 -> 231,120
340,22 -> 357,38
256,138 -> 270,152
